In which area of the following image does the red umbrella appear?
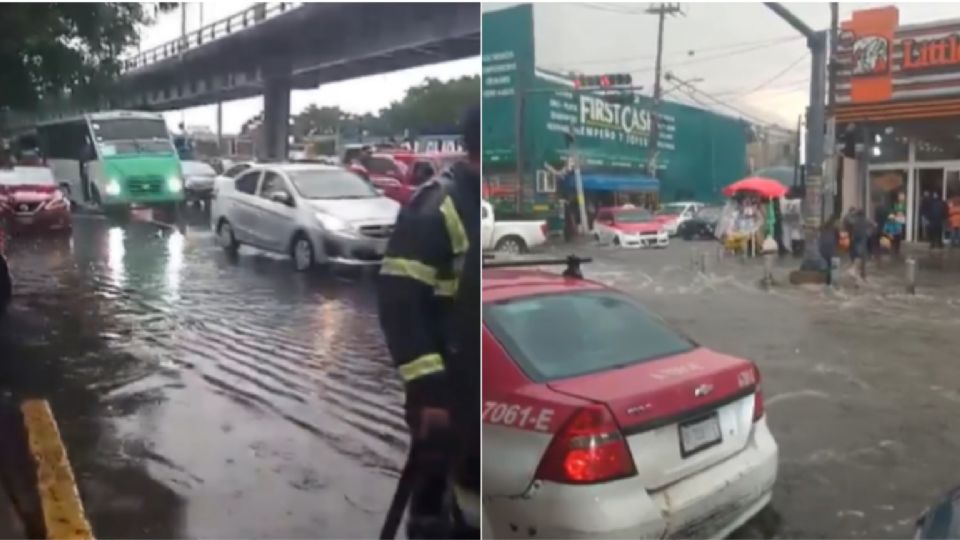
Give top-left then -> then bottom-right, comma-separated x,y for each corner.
722,176 -> 789,198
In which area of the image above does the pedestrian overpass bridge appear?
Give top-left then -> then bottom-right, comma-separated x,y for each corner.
8,2 -> 479,159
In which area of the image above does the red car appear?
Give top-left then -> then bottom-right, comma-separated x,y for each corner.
0,166 -> 71,235
370,152 -> 465,205
593,206 -> 670,248
482,256 -> 777,538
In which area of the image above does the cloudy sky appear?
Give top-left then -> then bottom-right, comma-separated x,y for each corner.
484,2 -> 959,128
137,2 -> 480,134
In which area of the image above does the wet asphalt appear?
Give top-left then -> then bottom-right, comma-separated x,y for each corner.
1,206 -> 407,539
6,211 -> 960,539
542,239 -> 960,539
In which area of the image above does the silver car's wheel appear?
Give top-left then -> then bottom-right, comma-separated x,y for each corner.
218,220 -> 239,254
292,235 -> 314,272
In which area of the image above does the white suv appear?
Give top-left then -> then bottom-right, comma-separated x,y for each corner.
210,163 -> 400,271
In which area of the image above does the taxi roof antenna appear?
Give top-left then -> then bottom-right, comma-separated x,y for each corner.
562,254 -> 584,279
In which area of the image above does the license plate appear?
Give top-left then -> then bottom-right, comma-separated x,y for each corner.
16,216 -> 34,225
679,412 -> 722,457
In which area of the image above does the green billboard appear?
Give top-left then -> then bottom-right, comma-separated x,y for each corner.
482,3 -> 750,208
482,5 -> 534,167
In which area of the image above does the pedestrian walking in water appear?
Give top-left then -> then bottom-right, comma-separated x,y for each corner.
844,208 -> 872,279
818,218 -> 839,285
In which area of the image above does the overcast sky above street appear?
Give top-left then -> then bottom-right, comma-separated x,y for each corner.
138,2 -> 479,134
484,2 -> 959,128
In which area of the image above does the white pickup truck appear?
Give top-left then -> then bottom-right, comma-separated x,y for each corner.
481,200 -> 548,253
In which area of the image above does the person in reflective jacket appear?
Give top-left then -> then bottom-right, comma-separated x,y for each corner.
378,105 -> 480,539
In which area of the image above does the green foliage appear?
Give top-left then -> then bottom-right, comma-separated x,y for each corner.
283,75 -> 480,140
0,3 -> 174,111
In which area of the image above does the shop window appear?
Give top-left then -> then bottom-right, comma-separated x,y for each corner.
868,132 -> 908,163
536,170 -> 556,193
915,138 -> 960,162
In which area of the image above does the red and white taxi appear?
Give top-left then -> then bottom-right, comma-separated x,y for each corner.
482,256 -> 778,539
0,166 -> 71,235
593,206 -> 668,248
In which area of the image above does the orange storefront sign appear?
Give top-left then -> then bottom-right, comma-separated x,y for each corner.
902,35 -> 960,71
839,6 -> 899,103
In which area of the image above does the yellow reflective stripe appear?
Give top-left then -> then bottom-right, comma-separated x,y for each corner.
439,196 -> 469,255
435,278 -> 458,297
380,257 -> 437,287
398,353 -> 444,382
21,399 -> 93,540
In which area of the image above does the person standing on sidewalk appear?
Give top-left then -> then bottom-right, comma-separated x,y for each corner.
928,192 -> 947,249
920,191 -> 932,241
949,196 -> 960,247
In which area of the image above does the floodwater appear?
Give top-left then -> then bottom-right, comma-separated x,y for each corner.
0,207 -> 406,539
543,240 -> 960,538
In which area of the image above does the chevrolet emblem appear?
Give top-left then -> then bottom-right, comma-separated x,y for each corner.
18,204 -> 28,212
694,384 -> 714,397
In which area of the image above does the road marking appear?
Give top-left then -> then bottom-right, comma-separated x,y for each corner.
20,399 -> 93,540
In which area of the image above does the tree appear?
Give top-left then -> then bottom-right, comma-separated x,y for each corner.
291,105 -> 348,138
378,75 -> 480,135
0,3 -> 175,111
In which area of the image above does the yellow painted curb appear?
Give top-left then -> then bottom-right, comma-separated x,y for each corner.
20,399 -> 93,540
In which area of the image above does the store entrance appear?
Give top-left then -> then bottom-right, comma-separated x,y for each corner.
916,168 -> 944,242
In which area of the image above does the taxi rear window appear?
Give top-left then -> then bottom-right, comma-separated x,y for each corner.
484,291 -> 695,382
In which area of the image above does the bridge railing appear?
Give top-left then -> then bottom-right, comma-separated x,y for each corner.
121,2 -> 303,73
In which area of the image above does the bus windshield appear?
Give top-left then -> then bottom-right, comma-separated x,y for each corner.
90,118 -> 173,156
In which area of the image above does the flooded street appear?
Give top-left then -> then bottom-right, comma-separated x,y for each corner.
1,207 -> 406,539
542,241 -> 960,539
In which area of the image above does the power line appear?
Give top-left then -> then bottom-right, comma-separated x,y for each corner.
743,52 -> 807,95
548,34 -> 801,70
577,3 -> 651,15
668,72 -> 789,129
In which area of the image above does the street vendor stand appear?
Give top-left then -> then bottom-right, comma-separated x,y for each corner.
717,177 -> 789,257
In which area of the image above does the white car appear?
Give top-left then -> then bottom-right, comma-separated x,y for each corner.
210,163 -> 400,271
656,201 -> 705,236
481,200 -> 547,253
181,160 -> 218,200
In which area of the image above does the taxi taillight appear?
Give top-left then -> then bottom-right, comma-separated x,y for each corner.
534,404 -> 636,484
752,364 -> 764,421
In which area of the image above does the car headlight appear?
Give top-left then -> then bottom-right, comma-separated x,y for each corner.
105,180 -> 121,196
167,176 -> 183,192
315,213 -> 352,233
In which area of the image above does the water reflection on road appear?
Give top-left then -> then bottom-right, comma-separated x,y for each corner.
1,207 -> 405,538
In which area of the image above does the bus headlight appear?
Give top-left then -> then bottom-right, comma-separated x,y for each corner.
167,176 -> 183,193
105,180 -> 121,196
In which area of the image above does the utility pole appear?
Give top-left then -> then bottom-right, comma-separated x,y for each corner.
645,2 -> 683,179
793,114 -> 802,188
765,3 -> 828,274
825,1 -> 839,220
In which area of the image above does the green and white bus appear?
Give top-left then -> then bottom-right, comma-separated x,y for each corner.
37,111 -> 184,212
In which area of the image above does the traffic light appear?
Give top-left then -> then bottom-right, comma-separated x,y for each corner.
574,73 -> 633,89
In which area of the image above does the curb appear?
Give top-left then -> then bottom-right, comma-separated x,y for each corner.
1,398 -> 93,540
21,399 -> 93,539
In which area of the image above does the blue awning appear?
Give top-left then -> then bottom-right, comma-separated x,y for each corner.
563,172 -> 660,193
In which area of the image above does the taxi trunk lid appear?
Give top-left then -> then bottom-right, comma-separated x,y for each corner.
546,348 -> 758,490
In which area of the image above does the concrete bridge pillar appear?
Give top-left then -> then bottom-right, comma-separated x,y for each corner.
262,72 -> 291,161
